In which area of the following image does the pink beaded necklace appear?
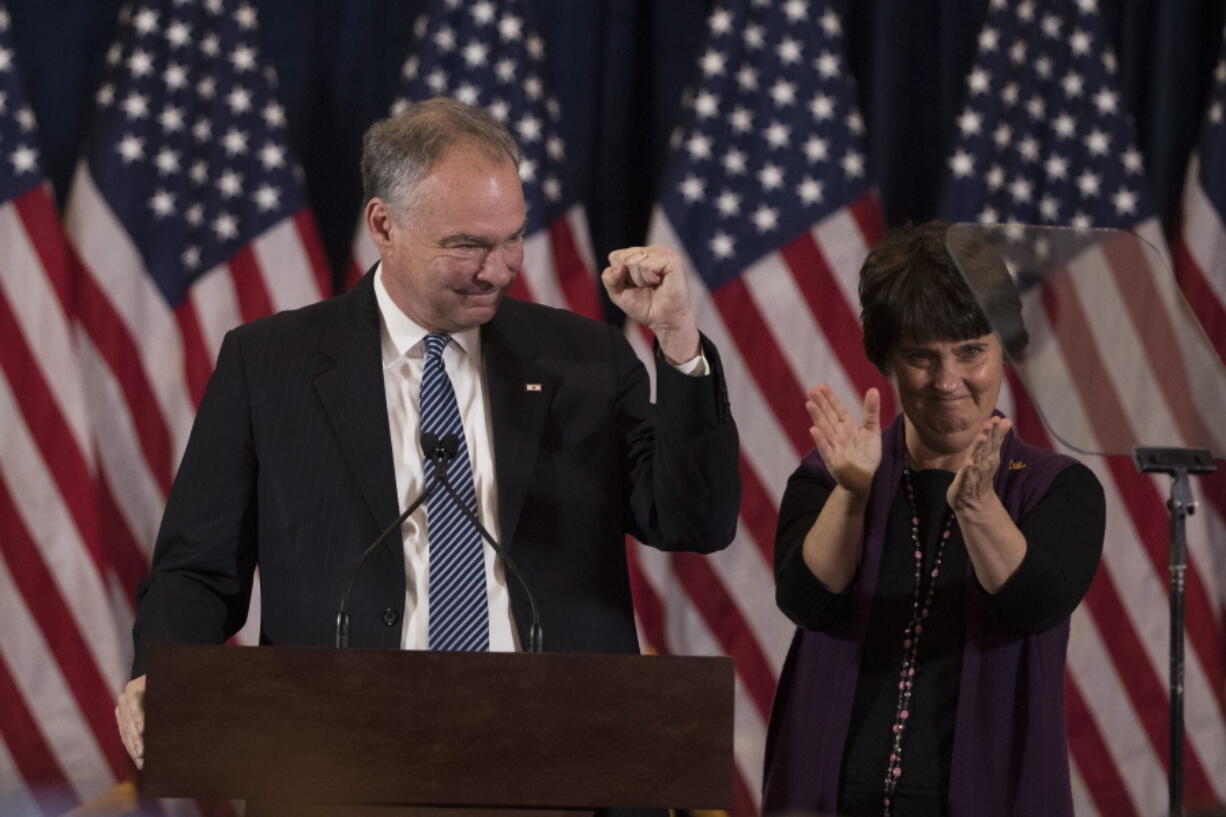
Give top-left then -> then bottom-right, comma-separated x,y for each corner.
882,461 -> 957,816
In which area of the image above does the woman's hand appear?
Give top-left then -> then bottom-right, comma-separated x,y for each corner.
806,385 -> 881,498
948,415 -> 1011,511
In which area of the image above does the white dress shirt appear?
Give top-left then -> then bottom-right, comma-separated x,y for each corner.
374,265 -> 518,651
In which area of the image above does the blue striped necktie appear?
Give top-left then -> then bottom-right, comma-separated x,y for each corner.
420,332 -> 489,651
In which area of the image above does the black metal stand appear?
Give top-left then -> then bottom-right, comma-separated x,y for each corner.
1132,447 -> 1216,817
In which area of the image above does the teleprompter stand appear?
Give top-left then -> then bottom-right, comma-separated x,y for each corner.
1133,447 -> 1217,817
140,645 -> 734,816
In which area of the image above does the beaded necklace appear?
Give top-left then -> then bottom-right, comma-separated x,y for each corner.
882,461 -> 957,816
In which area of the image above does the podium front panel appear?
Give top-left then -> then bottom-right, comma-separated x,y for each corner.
142,645 -> 733,810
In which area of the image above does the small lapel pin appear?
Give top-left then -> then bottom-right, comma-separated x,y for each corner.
524,383 -> 542,392
1008,460 -> 1027,470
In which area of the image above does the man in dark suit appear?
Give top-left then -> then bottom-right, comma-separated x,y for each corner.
115,97 -> 739,766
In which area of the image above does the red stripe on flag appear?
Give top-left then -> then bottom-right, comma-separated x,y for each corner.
1080,541 -> 1217,802
97,472 -> 149,610
624,539 -> 668,655
849,192 -> 886,246
0,289 -> 105,575
1064,673 -> 1142,817
507,273 -> 535,304
1102,234 -> 1217,450
294,209 -> 333,298
547,216 -> 602,319
0,653 -> 78,817
1041,277 -> 1226,717
344,258 -> 365,292
174,300 -> 213,409
12,186 -> 74,311
72,254 -> 174,494
0,483 -> 128,780
1172,236 -> 1226,364
779,232 -> 896,422
671,552 -> 776,720
230,245 -> 274,325
710,276 -> 812,455
731,767 -> 758,817
739,451 -> 779,564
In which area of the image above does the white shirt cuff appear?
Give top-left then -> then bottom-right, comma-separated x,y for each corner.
669,349 -> 710,377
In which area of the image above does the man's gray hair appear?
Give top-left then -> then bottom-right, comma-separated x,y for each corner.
361,97 -> 521,216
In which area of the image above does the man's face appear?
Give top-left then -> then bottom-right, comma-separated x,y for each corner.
373,142 -> 526,332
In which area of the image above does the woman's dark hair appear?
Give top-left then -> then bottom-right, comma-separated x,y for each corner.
858,221 -> 1029,373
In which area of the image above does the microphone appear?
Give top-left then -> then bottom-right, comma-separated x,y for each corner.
335,471 -> 437,648
420,432 -> 544,653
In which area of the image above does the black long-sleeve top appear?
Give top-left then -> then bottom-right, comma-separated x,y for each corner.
774,462 -> 1104,816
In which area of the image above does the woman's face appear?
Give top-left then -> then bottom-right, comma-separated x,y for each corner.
890,333 -> 1004,459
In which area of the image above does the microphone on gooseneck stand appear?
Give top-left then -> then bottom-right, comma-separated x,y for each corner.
421,432 -> 544,653
334,464 -> 438,649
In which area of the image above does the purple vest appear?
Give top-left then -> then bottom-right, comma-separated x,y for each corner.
762,414 -> 1079,817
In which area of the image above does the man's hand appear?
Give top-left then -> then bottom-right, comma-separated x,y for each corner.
115,675 -> 147,769
602,245 -> 700,365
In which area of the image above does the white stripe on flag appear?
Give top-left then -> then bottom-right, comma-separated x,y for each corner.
741,249 -> 859,409
649,213 -> 796,504
353,218 -> 380,274
188,263 -> 243,368
0,735 -> 41,817
811,208 -> 871,310
633,541 -> 765,809
1181,156 -> 1226,304
1067,603 -> 1166,815
706,528 -> 794,675
78,335 -> 166,556
253,217 -> 326,313
521,229 -> 568,310
64,165 -> 196,456
0,376 -> 126,691
0,202 -> 93,457
0,555 -> 113,801
565,205 -> 598,272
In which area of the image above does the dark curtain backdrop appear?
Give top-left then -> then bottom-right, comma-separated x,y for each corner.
6,0 -> 1223,295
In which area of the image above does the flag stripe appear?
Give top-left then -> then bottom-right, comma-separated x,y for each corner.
73,260 -> 175,494
548,211 -> 602,320
711,277 -> 812,455
0,481 -> 126,781
230,245 -> 274,326
173,300 -> 213,409
671,553 -> 775,720
0,264 -> 103,580
0,652 -> 77,816
7,190 -> 93,450
738,452 -> 780,564
1041,274 -> 1226,686
1064,649 -> 1146,817
1173,236 -> 1226,363
779,228 -> 895,420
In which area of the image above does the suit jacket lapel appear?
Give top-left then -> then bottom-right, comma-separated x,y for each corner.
313,276 -> 400,533
482,303 -> 555,548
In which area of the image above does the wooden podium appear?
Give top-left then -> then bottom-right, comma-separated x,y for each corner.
141,645 -> 734,815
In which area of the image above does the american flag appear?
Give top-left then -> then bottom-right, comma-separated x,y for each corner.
1174,28 -> 1226,367
0,0 -> 329,809
627,1 -> 890,812
62,0 -> 330,639
942,1 -> 1226,815
349,0 -> 600,321
0,4 -> 132,813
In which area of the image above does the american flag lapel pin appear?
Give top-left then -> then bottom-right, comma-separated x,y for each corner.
525,383 -> 542,392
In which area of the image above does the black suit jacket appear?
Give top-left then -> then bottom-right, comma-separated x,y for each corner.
133,271 -> 739,673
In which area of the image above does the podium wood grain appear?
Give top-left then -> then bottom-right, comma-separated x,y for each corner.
141,645 -> 733,811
